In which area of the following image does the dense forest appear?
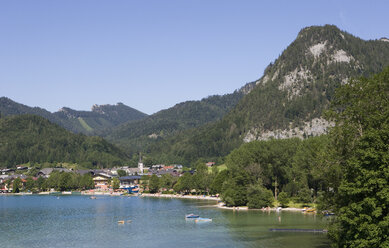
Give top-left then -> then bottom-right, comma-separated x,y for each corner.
106,91 -> 245,156
144,135 -> 332,208
0,115 -> 130,168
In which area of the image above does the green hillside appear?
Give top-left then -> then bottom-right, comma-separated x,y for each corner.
0,114 -> 130,168
106,91 -> 246,155
133,25 -> 389,164
0,97 -> 148,135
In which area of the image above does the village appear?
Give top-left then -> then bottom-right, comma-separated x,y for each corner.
0,161 -> 197,195
0,161 -> 217,195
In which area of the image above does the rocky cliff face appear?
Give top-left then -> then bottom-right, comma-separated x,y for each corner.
241,25 -> 389,142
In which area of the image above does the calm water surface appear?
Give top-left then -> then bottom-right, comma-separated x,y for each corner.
0,196 -> 330,248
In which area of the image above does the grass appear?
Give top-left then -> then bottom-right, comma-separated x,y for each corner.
207,164 -> 227,173
78,117 -> 94,132
285,201 -> 317,208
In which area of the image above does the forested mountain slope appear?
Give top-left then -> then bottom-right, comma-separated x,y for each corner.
0,115 -> 130,168
140,25 -> 389,164
0,97 -> 147,135
106,90 -> 248,155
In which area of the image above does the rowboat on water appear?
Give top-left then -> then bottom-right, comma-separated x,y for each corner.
185,214 -> 200,218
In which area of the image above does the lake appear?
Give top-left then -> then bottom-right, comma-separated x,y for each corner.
0,195 -> 330,248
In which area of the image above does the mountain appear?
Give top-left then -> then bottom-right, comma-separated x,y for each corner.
53,103 -> 147,134
0,97 -> 62,123
0,97 -> 147,134
133,25 -> 389,164
0,114 -> 130,168
105,90 -> 249,155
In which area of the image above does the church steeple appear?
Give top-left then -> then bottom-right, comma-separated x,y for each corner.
138,153 -> 144,174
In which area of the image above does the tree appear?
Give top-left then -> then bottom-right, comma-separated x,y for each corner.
58,172 -> 73,191
159,174 -> 175,190
173,172 -> 193,194
210,170 -> 228,195
112,177 -> 120,190
117,169 -> 127,177
221,169 -> 249,207
36,176 -> 46,191
25,177 -> 36,192
277,191 -> 289,207
12,178 -> 22,193
247,183 -> 274,209
193,162 -> 209,194
327,67 -> 389,247
149,174 -> 160,193
80,174 -> 94,190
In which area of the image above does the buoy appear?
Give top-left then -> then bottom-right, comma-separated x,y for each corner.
118,220 -> 125,224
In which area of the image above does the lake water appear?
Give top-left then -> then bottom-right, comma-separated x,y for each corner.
0,195 -> 330,248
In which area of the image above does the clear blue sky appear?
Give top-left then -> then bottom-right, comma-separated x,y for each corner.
0,0 -> 388,114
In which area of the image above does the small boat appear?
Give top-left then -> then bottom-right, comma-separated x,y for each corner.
90,196 -> 96,199
305,208 -> 316,213
195,218 -> 212,223
117,220 -> 125,224
185,214 -> 200,218
322,210 -> 335,216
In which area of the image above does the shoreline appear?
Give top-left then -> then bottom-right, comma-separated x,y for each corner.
1,192 -> 309,212
0,191 -> 124,196
140,193 -> 221,201
139,193 -> 306,212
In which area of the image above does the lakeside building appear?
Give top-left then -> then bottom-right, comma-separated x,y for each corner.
119,175 -> 141,190
206,162 -> 216,167
92,173 -> 113,190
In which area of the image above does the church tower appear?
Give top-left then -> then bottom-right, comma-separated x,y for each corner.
138,153 -> 144,174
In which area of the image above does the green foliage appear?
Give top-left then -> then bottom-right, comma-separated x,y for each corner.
217,136 -> 331,206
36,176 -> 46,191
247,184 -> 274,209
173,172 -> 193,194
112,177 -> 120,190
58,173 -> 73,191
79,174 -> 94,190
25,177 -> 36,192
277,192 -> 289,207
0,115 -> 130,168
106,92 -> 244,163
192,162 -> 211,193
0,97 -> 147,135
117,169 -> 127,177
327,67 -> 389,248
12,178 -> 22,193
210,170 -> 229,195
297,188 -> 312,203
149,175 -> 160,193
221,169 -> 249,207
159,174 -> 176,190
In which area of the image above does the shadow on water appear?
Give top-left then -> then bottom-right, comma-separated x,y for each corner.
219,209 -> 331,248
